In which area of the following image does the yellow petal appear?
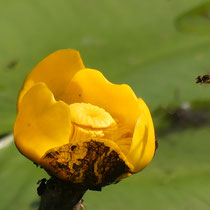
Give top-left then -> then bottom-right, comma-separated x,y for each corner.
126,98 -> 155,172
14,83 -> 72,163
114,137 -> 132,155
71,124 -> 104,143
61,69 -> 141,130
17,49 -> 85,110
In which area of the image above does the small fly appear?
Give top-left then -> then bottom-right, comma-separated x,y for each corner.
196,74 -> 210,84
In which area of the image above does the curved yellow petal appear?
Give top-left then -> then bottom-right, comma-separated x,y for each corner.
17,49 -> 85,110
126,98 -> 155,172
61,69 -> 141,130
14,83 -> 72,163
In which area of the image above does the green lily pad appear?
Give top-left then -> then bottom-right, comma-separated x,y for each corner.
1,0 -> 210,210
176,2 -> 210,35
0,142 -> 47,210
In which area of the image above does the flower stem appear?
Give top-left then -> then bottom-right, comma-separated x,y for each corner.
38,177 -> 87,210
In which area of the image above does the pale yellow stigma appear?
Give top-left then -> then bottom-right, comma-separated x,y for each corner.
70,103 -> 116,129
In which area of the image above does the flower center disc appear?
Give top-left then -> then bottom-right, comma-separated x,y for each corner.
70,103 -> 116,129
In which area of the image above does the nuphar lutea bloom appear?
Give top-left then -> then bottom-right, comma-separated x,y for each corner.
14,50 -> 156,189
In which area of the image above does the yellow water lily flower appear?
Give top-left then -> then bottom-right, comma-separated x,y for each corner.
14,49 -> 156,189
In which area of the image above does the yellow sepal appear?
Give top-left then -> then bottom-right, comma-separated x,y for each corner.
14,83 -> 73,163
61,68 -> 141,130
126,98 -> 155,172
17,49 -> 85,110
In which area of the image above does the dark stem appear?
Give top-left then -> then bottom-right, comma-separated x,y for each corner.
38,177 -> 87,210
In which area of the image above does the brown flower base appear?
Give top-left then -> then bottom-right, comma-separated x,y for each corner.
40,140 -> 131,189
38,177 -> 87,210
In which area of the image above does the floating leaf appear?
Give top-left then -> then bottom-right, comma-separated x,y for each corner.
176,2 -> 210,35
